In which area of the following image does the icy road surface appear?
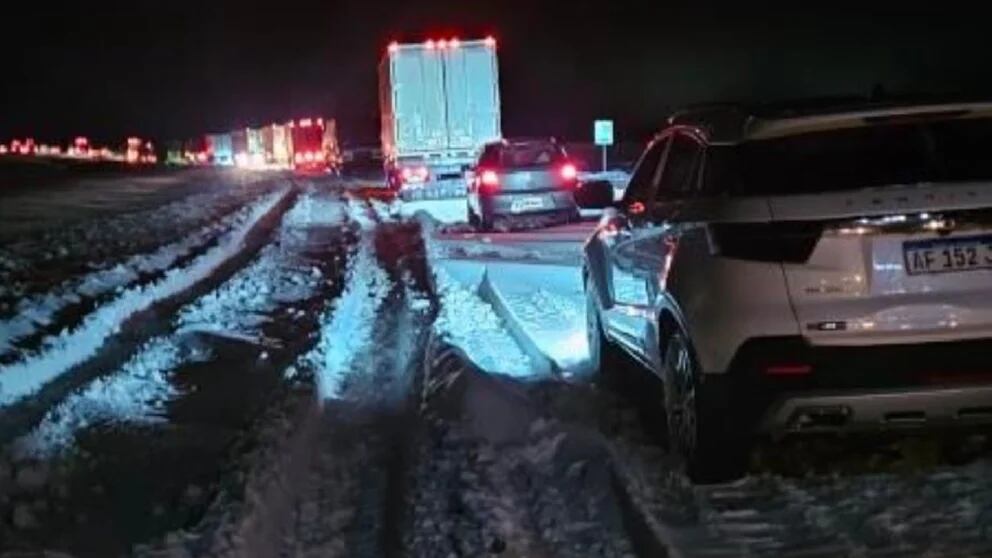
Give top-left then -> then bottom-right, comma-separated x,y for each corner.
0,181 -> 990,557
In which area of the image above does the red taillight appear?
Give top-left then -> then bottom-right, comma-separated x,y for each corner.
764,364 -> 813,376
425,39 -> 436,50
314,151 -> 325,162
438,39 -> 448,49
484,36 -> 496,48
449,38 -> 460,48
388,41 -> 399,54
304,151 -> 315,162
294,152 -> 304,163
560,163 -> 577,181
480,169 -> 499,189
300,118 -> 312,127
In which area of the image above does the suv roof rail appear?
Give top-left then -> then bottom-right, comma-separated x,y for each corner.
668,104 -> 752,143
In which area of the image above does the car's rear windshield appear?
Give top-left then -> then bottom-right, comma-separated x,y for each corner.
501,144 -> 566,168
706,115 -> 992,196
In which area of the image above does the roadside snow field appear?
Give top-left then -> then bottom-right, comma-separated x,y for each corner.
0,187 -> 291,408
9,191 -> 340,457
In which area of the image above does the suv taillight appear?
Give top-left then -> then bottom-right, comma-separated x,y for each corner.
708,222 -> 822,263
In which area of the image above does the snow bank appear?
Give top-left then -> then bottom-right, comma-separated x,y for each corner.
306,237 -> 392,399
282,192 -> 347,227
400,198 -> 467,225
483,263 -> 590,374
14,337 -> 180,457
345,196 -> 378,231
0,187 -> 290,408
432,266 -> 536,378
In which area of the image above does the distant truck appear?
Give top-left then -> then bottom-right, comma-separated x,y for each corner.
231,129 -> 249,167
271,123 -> 291,168
206,133 -> 234,166
246,127 -> 265,168
289,117 -> 337,174
379,37 -> 502,199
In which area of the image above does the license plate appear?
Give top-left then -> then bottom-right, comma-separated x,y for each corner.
903,235 -> 992,275
510,196 -> 546,213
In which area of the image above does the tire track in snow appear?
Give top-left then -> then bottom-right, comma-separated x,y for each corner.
1,186 -> 356,556
284,217 -> 435,558
0,188 -> 282,363
0,187 -> 293,409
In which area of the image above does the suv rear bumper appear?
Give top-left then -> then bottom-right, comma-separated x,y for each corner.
717,336 -> 992,438
762,385 -> 992,436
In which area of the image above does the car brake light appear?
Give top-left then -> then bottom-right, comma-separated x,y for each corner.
480,169 -> 499,189
560,163 -> 577,181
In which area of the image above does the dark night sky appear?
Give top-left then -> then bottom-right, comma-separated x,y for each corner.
1,1 -> 989,145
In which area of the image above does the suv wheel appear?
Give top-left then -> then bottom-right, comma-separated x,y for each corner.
586,287 -> 627,388
663,332 -> 748,483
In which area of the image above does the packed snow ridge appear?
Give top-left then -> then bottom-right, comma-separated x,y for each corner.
305,235 -> 392,400
0,187 -> 291,408
0,191 -> 282,359
14,337 -> 181,457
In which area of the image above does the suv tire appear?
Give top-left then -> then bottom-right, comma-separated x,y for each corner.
663,332 -> 749,483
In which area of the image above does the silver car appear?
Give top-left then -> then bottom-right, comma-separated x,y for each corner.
467,139 -> 581,231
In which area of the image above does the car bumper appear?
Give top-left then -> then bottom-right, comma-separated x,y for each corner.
481,190 -> 577,216
718,336 -> 992,437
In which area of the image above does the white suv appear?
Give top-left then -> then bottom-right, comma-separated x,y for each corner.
582,102 -> 992,482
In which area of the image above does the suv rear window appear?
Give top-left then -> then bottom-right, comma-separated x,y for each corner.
500,143 -> 566,168
706,116 -> 992,196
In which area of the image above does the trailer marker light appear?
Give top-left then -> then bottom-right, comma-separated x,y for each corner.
438,39 -> 448,49
388,41 -> 399,54
425,39 -> 436,50
484,36 -> 496,48
450,38 -> 460,48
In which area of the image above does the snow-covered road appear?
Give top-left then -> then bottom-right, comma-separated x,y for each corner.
0,182 -> 990,557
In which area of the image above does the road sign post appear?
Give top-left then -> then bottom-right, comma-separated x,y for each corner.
594,119 -> 614,173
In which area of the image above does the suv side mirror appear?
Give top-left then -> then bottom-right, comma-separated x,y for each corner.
575,179 -> 615,209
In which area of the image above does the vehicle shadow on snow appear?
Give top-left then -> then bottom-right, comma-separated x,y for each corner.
599,353 -> 992,480
415,339 -> 669,557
